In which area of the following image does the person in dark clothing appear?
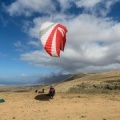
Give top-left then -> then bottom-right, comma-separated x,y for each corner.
49,85 -> 55,98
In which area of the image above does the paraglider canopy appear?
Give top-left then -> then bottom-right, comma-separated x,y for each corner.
39,22 -> 68,57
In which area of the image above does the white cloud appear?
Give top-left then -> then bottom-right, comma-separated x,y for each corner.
6,0 -> 55,16
75,0 -> 120,17
28,14 -> 120,46
5,0 -> 120,17
5,0 -> 120,73
28,40 -> 40,47
20,11 -> 120,72
57,0 -> 74,12
14,41 -> 30,52
75,0 -> 102,8
20,41 -> 120,72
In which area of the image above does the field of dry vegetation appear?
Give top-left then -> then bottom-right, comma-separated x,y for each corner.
0,70 -> 120,120
55,70 -> 120,94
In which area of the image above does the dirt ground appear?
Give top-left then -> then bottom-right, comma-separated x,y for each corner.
0,91 -> 120,120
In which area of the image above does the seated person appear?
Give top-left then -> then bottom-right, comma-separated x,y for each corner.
49,85 -> 55,96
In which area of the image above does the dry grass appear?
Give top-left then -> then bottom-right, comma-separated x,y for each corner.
55,70 -> 120,93
0,70 -> 120,120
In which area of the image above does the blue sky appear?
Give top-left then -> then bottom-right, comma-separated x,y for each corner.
1,0 -> 120,85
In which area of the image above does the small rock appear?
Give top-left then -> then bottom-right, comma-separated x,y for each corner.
12,116 -> 15,119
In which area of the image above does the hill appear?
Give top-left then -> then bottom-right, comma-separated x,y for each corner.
64,72 -> 86,82
54,70 -> 120,93
36,74 -> 72,84
0,70 -> 120,93
0,70 -> 120,120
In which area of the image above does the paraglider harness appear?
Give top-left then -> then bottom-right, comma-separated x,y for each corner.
49,87 -> 55,98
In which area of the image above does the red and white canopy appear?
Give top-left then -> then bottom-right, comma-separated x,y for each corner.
40,22 -> 68,57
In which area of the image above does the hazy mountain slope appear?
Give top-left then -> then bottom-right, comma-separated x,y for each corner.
54,70 -> 120,93
64,72 -> 86,82
36,74 -> 72,84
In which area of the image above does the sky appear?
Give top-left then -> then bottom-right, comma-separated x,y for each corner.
1,0 -> 120,85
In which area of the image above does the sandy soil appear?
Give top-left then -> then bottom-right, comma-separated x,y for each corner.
0,91 -> 120,120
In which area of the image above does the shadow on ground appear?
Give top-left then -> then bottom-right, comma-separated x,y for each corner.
35,94 -> 51,101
